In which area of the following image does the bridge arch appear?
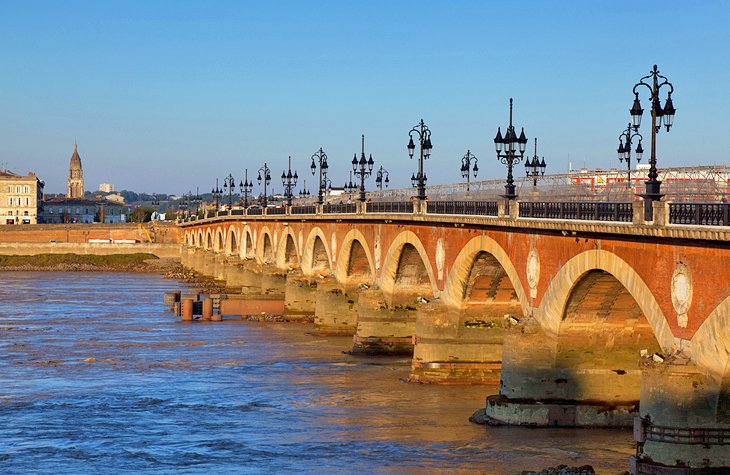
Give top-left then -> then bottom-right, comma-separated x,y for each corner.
442,234 -> 528,314
335,229 -> 375,286
214,227 -> 225,253
276,228 -> 299,269
205,229 -> 213,251
301,227 -> 332,276
256,226 -> 275,265
379,230 -> 438,301
538,249 -> 673,352
196,229 -> 203,249
225,225 -> 238,256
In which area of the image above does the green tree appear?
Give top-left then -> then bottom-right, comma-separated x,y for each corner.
128,207 -> 154,222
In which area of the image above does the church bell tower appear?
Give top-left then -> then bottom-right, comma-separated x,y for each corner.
67,143 -> 84,199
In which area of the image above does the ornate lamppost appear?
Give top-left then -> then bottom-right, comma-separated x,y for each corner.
281,156 -> 298,207
344,171 -> 357,195
460,150 -> 479,192
494,98 -> 528,200
222,173 -> 236,209
617,123 -> 643,191
257,163 -> 271,208
310,147 -> 329,205
239,169 -> 253,207
299,180 -> 310,198
525,138 -> 547,187
179,192 -> 189,218
629,64 -> 676,220
351,134 -> 374,202
211,178 -> 222,209
193,187 -> 201,215
375,166 -> 389,190
407,119 -> 432,200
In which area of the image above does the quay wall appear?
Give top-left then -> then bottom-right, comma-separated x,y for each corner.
0,222 -> 181,258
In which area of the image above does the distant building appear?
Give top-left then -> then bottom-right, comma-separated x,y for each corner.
99,183 -> 114,193
41,197 -> 127,224
0,170 -> 44,224
105,193 -> 125,204
67,143 -> 84,199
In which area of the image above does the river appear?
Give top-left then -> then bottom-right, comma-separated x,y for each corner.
0,272 -> 633,474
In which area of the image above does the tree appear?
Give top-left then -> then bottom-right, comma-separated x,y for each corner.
127,207 -> 154,223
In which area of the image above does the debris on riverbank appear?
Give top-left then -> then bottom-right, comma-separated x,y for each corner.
241,313 -> 313,323
0,253 -> 170,272
519,465 -> 596,475
163,263 -> 226,294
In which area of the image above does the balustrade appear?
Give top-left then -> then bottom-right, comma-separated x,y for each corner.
291,205 -> 317,215
186,199 -> 728,228
323,203 -> 356,214
366,201 -> 411,213
669,202 -> 730,226
427,200 -> 498,216
519,201 -> 633,222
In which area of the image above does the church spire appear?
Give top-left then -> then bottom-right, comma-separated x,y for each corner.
67,143 -> 84,199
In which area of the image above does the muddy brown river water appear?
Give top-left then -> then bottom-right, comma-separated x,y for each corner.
0,272 -> 634,473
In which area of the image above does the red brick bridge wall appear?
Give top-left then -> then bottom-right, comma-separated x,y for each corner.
182,218 -> 730,378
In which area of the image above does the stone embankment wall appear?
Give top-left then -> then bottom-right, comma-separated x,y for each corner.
0,222 -> 181,258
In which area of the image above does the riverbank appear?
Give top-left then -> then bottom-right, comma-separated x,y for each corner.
0,253 -> 230,295
0,253 -> 171,272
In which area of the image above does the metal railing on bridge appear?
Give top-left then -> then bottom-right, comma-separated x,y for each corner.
179,199 -> 730,228
323,203 -> 356,214
428,200 -> 499,216
291,205 -> 317,215
366,201 -> 411,213
669,202 -> 730,226
519,201 -> 633,222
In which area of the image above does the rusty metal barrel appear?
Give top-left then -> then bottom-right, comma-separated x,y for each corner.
202,298 -> 214,321
181,298 -> 194,321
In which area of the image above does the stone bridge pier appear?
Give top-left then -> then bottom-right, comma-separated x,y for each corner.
313,277 -> 359,334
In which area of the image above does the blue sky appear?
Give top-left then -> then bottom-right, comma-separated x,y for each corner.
0,1 -> 728,194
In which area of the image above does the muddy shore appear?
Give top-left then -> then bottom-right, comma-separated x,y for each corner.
0,253 -> 226,294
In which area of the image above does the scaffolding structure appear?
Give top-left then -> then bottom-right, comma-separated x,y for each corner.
360,165 -> 730,203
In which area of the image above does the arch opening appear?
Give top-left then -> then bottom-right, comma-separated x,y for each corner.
216,231 -> 224,253
393,243 -> 431,296
262,233 -> 274,264
462,251 -> 522,319
244,230 -> 254,258
347,239 -> 370,277
229,232 -> 238,255
206,231 -> 213,250
311,236 -> 329,271
285,234 -> 298,265
557,270 -> 661,372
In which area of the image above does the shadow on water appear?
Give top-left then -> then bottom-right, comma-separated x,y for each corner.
0,272 -> 633,474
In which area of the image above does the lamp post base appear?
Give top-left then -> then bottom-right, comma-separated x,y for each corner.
639,179 -> 663,221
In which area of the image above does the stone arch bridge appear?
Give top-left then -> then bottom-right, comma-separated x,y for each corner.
179,200 -> 730,472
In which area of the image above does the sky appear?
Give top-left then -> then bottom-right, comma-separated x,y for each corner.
0,1 -> 728,195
